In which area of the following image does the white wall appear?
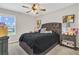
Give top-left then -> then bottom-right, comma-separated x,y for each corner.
0,8 -> 35,43
40,4 -> 78,25
39,4 -> 79,47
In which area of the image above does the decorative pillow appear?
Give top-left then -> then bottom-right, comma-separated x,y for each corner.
40,28 -> 46,33
40,28 -> 52,33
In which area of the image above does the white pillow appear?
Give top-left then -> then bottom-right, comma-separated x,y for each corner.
40,28 -> 46,33
45,31 -> 52,33
40,28 -> 52,33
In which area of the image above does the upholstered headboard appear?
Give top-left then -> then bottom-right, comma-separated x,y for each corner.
41,23 -> 62,34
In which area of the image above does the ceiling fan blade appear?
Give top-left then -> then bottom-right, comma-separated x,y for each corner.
40,9 -> 46,11
26,10 -> 31,13
22,6 -> 29,8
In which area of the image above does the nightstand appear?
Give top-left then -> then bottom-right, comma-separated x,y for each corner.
60,35 -> 76,49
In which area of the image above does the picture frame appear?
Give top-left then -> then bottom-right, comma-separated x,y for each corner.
36,20 -> 41,28
63,15 -> 75,23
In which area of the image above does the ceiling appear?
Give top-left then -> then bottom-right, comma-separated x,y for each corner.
0,3 -> 75,16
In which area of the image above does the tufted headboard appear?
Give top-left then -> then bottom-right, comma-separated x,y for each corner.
41,23 -> 62,34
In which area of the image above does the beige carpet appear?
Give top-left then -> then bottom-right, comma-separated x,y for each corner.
8,42 -> 79,55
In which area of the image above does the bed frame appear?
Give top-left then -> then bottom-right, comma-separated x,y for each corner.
19,23 -> 62,55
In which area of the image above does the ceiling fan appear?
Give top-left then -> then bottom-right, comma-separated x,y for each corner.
22,3 -> 46,14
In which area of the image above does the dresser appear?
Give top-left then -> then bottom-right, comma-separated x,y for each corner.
0,36 -> 9,55
60,35 -> 76,49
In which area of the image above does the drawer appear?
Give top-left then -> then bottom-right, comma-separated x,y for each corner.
2,43 -> 8,51
62,35 -> 76,41
62,40 -> 75,47
2,50 -> 8,55
0,41 -> 2,44
0,44 -> 3,54
2,48 -> 8,55
0,39 -> 8,55
3,39 -> 8,42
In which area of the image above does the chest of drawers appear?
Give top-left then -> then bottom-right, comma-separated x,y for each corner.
0,36 -> 9,55
61,35 -> 76,49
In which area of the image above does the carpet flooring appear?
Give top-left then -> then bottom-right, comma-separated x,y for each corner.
8,42 -> 79,55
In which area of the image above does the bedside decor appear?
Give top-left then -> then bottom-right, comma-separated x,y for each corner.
62,28 -> 78,36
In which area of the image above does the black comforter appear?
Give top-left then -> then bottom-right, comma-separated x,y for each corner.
19,32 -> 60,54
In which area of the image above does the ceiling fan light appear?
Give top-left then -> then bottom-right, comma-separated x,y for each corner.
31,10 -> 36,14
23,3 -> 46,15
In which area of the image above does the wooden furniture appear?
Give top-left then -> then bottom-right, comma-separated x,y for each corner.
60,35 -> 76,49
0,36 -> 9,55
61,14 -> 77,49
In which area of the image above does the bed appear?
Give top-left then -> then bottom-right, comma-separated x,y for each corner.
19,23 -> 61,55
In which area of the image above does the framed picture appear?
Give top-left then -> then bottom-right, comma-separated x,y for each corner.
63,15 -> 75,23
36,20 -> 41,29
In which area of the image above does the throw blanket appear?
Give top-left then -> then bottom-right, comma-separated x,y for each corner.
19,32 -> 60,54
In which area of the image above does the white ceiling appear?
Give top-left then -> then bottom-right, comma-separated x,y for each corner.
0,3 -> 75,16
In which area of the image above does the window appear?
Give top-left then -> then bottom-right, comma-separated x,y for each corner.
0,16 -> 16,36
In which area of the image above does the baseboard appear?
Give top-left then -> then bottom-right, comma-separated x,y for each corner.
8,41 -> 19,44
